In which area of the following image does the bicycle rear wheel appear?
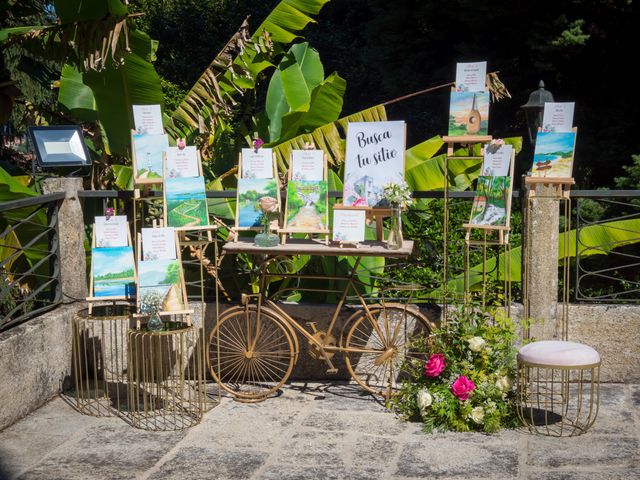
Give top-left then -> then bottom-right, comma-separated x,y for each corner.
208,306 -> 296,402
344,304 -> 431,399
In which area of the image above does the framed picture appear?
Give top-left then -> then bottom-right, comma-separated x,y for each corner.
164,176 -> 209,229
343,121 -> 406,207
530,130 -> 577,179
332,207 -> 366,243
94,215 -> 128,248
90,246 -> 136,298
284,180 -> 328,232
132,132 -> 169,184
241,148 -> 274,179
137,258 -> 186,313
468,176 -> 511,227
448,91 -> 489,137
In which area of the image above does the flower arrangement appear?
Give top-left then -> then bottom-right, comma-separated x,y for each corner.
383,181 -> 412,208
394,305 -> 518,433
139,289 -> 164,331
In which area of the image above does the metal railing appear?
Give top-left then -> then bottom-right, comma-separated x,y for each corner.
0,193 -> 64,331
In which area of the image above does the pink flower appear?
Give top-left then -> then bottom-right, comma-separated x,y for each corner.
451,375 -> 475,401
177,138 -> 187,149
253,138 -> 265,150
105,207 -> 115,219
424,353 -> 445,378
352,198 -> 368,207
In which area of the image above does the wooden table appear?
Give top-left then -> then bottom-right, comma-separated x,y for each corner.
223,238 -> 414,258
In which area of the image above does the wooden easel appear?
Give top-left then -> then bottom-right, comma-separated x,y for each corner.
279,151 -> 330,245
86,223 -> 136,315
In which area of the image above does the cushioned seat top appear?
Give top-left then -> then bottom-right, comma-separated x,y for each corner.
517,340 -> 601,367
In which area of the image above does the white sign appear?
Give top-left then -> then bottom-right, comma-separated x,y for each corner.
166,146 -> 199,178
291,149 -> 324,181
455,61 -> 487,92
94,215 -> 128,247
141,227 -> 177,261
343,121 -> 405,207
133,104 -> 164,135
542,102 -> 575,133
332,209 -> 366,243
482,144 -> 513,176
241,148 -> 273,179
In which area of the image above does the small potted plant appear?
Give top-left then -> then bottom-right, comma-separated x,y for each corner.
382,181 -> 412,250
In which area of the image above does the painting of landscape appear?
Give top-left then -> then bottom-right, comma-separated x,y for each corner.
469,176 -> 510,226
236,178 -> 279,228
92,246 -> 135,298
286,180 -> 327,231
531,131 -> 576,178
448,91 -> 489,136
133,133 -> 169,180
138,259 -> 185,312
165,176 -> 208,228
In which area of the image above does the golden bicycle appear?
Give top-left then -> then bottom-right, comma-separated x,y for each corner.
208,239 -> 436,402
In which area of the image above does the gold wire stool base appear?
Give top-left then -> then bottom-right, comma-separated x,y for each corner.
71,305 -> 133,417
127,324 -> 205,431
516,361 -> 601,436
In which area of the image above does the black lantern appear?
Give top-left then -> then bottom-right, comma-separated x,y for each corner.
521,80 -> 554,145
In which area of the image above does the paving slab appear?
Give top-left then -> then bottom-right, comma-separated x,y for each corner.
0,381 -> 637,480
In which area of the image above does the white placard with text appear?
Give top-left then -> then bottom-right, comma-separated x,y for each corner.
481,144 -> 513,176
141,227 -> 177,261
132,104 -> 164,135
542,102 -> 575,133
291,149 -> 324,181
166,146 -> 199,178
332,209 -> 366,243
94,215 -> 128,248
241,148 -> 273,179
343,121 -> 405,207
455,62 -> 487,92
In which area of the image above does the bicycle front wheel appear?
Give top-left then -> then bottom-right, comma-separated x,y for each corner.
208,306 -> 296,402
344,305 -> 432,398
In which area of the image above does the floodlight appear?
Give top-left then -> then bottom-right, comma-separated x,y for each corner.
28,125 -> 92,168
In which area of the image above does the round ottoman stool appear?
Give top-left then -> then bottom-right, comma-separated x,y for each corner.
516,340 -> 601,436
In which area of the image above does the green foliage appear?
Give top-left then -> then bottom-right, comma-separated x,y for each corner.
393,304 -> 519,433
163,261 -> 181,285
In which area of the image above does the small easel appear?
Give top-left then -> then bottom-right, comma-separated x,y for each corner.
86,223 -> 136,315
279,150 -> 330,245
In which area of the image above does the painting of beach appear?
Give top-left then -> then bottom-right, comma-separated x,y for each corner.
138,259 -> 185,312
531,131 -> 576,178
91,246 -> 135,298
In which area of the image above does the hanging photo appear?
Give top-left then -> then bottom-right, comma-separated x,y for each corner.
236,178 -> 279,228
291,149 -> 324,181
141,227 -> 177,261
241,148 -> 274,179
468,176 -> 511,226
94,215 -> 128,248
531,131 -> 576,178
91,246 -> 136,298
343,121 -> 405,207
165,176 -> 209,228
138,259 -> 185,313
332,208 -> 366,243
165,146 -> 200,178
132,104 -> 164,135
132,133 -> 169,182
448,91 -> 490,136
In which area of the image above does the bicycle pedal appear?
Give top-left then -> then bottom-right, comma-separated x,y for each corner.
326,368 -> 338,375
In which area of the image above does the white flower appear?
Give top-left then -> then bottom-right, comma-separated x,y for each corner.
416,389 -> 433,414
469,406 -> 485,424
467,336 -> 486,352
495,375 -> 512,392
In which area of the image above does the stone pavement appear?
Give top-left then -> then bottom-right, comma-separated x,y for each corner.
0,382 -> 638,480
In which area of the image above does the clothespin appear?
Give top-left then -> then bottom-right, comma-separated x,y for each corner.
177,138 -> 187,150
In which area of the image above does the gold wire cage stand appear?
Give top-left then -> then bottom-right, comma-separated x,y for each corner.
516,178 -> 601,436
71,304 -> 133,417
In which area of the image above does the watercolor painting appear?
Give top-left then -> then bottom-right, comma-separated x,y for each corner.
469,176 -> 510,226
133,133 -> 169,180
531,132 -> 576,178
165,176 -> 209,228
92,246 -> 135,298
138,259 -> 185,312
286,180 -> 327,231
236,178 -> 279,228
448,91 -> 489,136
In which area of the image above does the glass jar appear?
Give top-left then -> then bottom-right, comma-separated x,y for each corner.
386,205 -> 403,250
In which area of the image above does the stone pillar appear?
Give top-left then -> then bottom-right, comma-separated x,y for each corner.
525,185 -> 560,339
42,178 -> 88,302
